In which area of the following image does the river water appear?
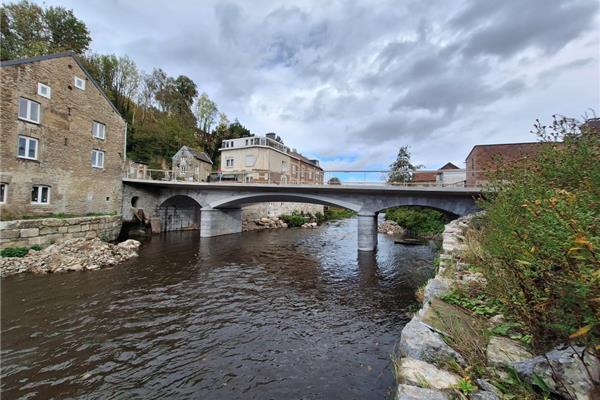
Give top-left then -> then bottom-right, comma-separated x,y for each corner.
1,218 -> 436,400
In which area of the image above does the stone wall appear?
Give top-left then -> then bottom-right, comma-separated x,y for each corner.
0,215 -> 121,249
242,202 -> 324,228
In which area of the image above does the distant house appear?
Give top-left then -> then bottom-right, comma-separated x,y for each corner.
410,162 -> 466,187
465,142 -> 546,186
172,146 -> 212,182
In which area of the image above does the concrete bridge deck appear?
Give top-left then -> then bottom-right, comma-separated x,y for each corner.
122,179 -> 481,251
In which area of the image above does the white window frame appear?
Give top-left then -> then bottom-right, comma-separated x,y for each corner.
92,150 -> 105,168
18,97 -> 41,124
17,135 -> 38,160
92,121 -> 106,139
31,185 -> 50,205
74,76 -> 86,90
226,158 -> 234,167
0,183 -> 6,204
37,82 -> 51,99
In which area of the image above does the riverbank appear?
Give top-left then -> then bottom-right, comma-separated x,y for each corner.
394,214 -> 599,399
0,238 -> 141,277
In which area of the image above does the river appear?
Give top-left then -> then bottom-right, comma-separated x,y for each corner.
1,217 -> 436,400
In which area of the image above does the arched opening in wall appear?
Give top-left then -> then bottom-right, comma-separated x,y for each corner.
377,205 -> 458,239
156,195 -> 202,232
131,196 -> 139,208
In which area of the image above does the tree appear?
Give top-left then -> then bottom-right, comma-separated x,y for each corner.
195,92 -> 218,133
0,1 -> 90,60
387,146 -> 422,183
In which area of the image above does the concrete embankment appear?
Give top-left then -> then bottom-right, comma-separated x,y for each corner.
394,214 -> 599,400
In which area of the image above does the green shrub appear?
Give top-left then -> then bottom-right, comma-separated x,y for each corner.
323,207 -> 356,220
476,116 -> 600,352
1,247 -> 29,257
384,206 -> 449,238
279,212 -> 307,227
29,244 -> 42,251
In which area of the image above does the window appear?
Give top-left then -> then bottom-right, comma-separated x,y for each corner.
92,121 -> 106,139
74,76 -> 86,90
226,158 -> 234,167
281,161 -> 288,172
37,83 -> 51,98
18,97 -> 40,123
31,186 -> 49,204
18,136 -> 38,160
92,150 -> 105,168
0,183 -> 6,203
245,154 -> 256,167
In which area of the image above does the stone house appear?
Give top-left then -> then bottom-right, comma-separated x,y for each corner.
0,51 -> 127,219
172,146 -> 212,182
410,163 -> 466,187
465,142 -> 546,186
218,133 -> 324,184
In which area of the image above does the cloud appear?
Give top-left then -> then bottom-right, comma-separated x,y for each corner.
38,0 -> 600,169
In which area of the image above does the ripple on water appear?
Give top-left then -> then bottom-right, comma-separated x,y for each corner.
1,218 -> 436,400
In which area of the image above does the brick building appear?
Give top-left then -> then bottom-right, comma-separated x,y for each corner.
172,145 -> 213,182
465,142 -> 546,186
0,52 -> 127,218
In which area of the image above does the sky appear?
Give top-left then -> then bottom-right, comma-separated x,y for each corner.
33,0 -> 600,170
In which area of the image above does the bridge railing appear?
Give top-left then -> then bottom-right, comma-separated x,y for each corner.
123,168 -> 487,188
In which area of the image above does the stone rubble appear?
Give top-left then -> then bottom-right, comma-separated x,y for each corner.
378,220 -> 405,235
242,216 -> 289,231
0,238 -> 141,277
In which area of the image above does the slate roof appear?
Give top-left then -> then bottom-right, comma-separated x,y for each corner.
175,146 -> 213,164
439,162 -> 460,170
1,51 -> 124,118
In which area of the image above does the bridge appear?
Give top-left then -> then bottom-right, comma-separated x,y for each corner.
122,179 -> 481,251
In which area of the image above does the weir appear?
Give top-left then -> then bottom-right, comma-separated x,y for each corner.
121,180 -> 481,251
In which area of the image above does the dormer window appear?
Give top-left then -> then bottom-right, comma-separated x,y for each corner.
74,76 -> 86,90
37,83 -> 51,98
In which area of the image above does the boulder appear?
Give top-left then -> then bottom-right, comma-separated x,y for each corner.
398,357 -> 461,389
513,346 -> 600,400
422,277 -> 451,303
398,317 -> 465,366
470,391 -> 500,400
396,384 -> 449,400
117,239 -> 141,251
486,336 -> 533,367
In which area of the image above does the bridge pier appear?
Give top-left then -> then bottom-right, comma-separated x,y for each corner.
200,208 -> 242,237
357,212 -> 378,252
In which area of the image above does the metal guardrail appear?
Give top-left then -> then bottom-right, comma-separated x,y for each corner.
123,168 -> 487,188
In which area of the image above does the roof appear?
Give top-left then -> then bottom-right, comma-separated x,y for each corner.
290,151 -> 323,170
0,51 -> 124,119
439,162 -> 460,170
174,146 -> 213,164
412,170 -> 437,182
465,141 -> 546,162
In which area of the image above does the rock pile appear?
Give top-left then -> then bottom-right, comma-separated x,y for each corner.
395,214 -> 600,400
378,220 -> 404,235
243,216 -> 288,231
301,222 -> 318,228
0,238 -> 141,277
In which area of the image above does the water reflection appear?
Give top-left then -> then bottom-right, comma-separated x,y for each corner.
1,218 -> 436,400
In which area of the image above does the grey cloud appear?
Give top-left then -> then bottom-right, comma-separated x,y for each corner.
453,0 -> 599,57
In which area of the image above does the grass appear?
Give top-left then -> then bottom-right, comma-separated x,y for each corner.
1,244 -> 42,258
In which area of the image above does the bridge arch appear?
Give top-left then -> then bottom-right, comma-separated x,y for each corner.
156,194 -> 202,232
209,193 -> 362,212
370,196 -> 478,217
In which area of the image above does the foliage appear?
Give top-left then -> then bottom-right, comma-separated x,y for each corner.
455,377 -> 477,395
385,206 -> 449,238
1,0 -> 90,60
323,207 -> 356,220
441,289 -> 503,318
1,246 -> 30,257
279,212 -> 308,227
327,177 -> 341,185
29,244 -> 42,251
195,92 -> 218,133
475,116 -> 600,352
387,146 -> 423,183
